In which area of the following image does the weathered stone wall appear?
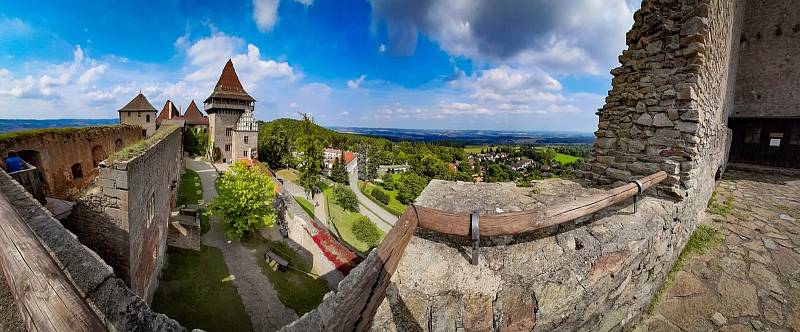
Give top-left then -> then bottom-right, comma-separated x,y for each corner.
65,126 -> 183,303
582,0 -> 744,204
732,0 -> 800,118
208,111 -> 241,163
0,125 -> 141,199
232,130 -> 256,161
0,169 -> 185,331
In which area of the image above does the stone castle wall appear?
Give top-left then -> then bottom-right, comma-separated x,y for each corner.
0,125 -> 141,199
65,126 -> 183,303
208,111 -> 241,163
0,169 -> 185,331
731,0 -> 800,118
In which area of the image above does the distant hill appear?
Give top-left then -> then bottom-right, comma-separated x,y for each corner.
0,119 -> 118,134
329,126 -> 595,145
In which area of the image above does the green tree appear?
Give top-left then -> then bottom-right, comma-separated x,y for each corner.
396,173 -> 428,204
352,216 -> 381,248
333,185 -> 359,212
210,161 -> 277,239
537,148 -> 557,164
259,127 -> 292,169
380,173 -> 397,190
330,157 -> 348,184
371,187 -> 389,205
485,164 -> 511,182
297,113 -> 323,197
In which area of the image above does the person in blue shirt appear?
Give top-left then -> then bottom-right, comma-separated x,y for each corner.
4,150 -> 25,173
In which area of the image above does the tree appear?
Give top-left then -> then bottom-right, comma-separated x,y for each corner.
365,146 -> 379,180
333,184 -> 359,212
371,187 -> 389,205
330,156 -> 348,184
536,148 -> 557,164
352,216 -> 381,248
396,173 -> 428,204
297,113 -> 323,197
380,173 -> 397,190
260,127 -> 292,169
210,161 -> 277,239
485,164 -> 511,183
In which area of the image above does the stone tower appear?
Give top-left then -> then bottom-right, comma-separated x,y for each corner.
118,93 -> 158,138
204,59 -> 258,164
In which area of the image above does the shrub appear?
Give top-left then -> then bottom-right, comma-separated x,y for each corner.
380,174 -> 396,190
396,173 -> 428,204
352,216 -> 381,248
371,188 -> 390,205
333,185 -> 359,212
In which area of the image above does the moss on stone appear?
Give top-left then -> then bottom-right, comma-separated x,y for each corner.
106,125 -> 179,163
0,125 -> 134,143
706,192 -> 733,216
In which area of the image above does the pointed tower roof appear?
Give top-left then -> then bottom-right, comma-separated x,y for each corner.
156,100 -> 182,126
118,93 -> 157,112
204,59 -> 255,103
183,100 -> 209,125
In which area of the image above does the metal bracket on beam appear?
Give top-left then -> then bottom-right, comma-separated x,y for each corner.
470,210 -> 480,265
631,180 -> 644,213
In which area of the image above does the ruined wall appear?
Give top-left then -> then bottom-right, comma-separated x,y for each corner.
0,125 -> 141,199
65,126 -> 183,303
732,0 -> 800,118
0,169 -> 185,331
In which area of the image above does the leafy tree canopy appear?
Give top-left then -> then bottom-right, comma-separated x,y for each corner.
211,161 -> 277,239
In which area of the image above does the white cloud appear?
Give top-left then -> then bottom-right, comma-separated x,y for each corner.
378,44 -> 386,53
78,64 -> 108,85
347,74 -> 366,89
0,16 -> 33,38
370,0 -> 636,74
253,0 -> 280,32
294,0 -> 313,5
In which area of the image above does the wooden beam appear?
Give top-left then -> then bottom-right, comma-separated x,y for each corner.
415,171 -> 668,236
0,195 -> 106,332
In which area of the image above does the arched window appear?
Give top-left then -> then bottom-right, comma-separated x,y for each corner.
71,163 -> 83,179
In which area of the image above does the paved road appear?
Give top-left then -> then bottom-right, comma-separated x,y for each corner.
186,158 -> 297,331
348,170 -> 397,231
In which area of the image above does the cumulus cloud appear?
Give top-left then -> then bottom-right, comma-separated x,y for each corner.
253,0 -> 280,32
347,74 -> 366,89
184,33 -> 297,85
78,64 -> 108,85
370,0 -> 635,74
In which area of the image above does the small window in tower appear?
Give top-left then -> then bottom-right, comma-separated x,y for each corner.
790,124 -> 800,145
226,128 -> 233,136
138,112 -> 141,117
146,114 -> 150,123
71,163 -> 83,179
744,126 -> 761,143
225,144 -> 231,152
243,150 -> 248,157
244,136 -> 249,144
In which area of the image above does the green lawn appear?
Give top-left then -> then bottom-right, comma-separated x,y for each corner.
241,236 -> 330,315
553,153 -> 580,165
151,246 -> 252,332
294,196 -> 315,218
359,182 -> 406,216
464,145 -> 491,154
177,170 -> 203,206
276,169 -> 298,182
323,188 -> 385,253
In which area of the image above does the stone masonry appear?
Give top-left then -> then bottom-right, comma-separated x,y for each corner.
0,168 -> 185,331
65,126 -> 183,303
0,125 -> 141,199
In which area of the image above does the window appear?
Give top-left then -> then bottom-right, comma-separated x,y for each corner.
744,126 -> 761,143
71,163 -> 83,179
146,114 -> 150,123
138,112 -> 141,117
225,144 -> 231,152
226,128 -> 233,136
244,136 -> 249,144
147,193 -> 155,227
791,124 -> 800,145
142,129 -> 147,137
127,111 -> 131,117
243,150 -> 248,157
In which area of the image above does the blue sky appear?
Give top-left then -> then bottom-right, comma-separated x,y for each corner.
0,0 -> 640,132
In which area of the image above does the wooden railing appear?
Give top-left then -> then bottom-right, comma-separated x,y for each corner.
8,161 -> 46,205
314,171 -> 667,331
0,188 -> 105,331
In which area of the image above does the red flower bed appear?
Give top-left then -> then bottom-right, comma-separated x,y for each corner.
307,221 -> 361,275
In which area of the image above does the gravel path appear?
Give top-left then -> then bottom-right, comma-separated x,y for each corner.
348,170 -> 397,231
641,168 -> 800,331
187,158 -> 298,331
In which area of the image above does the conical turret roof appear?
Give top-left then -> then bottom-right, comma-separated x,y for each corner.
118,93 -> 157,112
204,59 -> 255,103
183,100 -> 208,125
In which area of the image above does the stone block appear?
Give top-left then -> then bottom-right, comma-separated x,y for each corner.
605,168 -> 631,181
652,113 -> 674,127
635,113 -> 653,126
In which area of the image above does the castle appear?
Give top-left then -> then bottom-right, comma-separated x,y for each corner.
117,59 -> 258,164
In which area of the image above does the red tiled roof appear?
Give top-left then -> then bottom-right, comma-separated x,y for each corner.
204,59 -> 254,103
183,100 -> 208,125
156,100 -> 182,126
343,151 -> 356,164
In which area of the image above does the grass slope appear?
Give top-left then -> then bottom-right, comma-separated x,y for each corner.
276,169 -> 298,182
359,182 -> 406,216
241,236 -> 330,315
323,188 -> 384,253
151,246 -> 252,332
553,153 -> 580,165
294,196 -> 315,218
